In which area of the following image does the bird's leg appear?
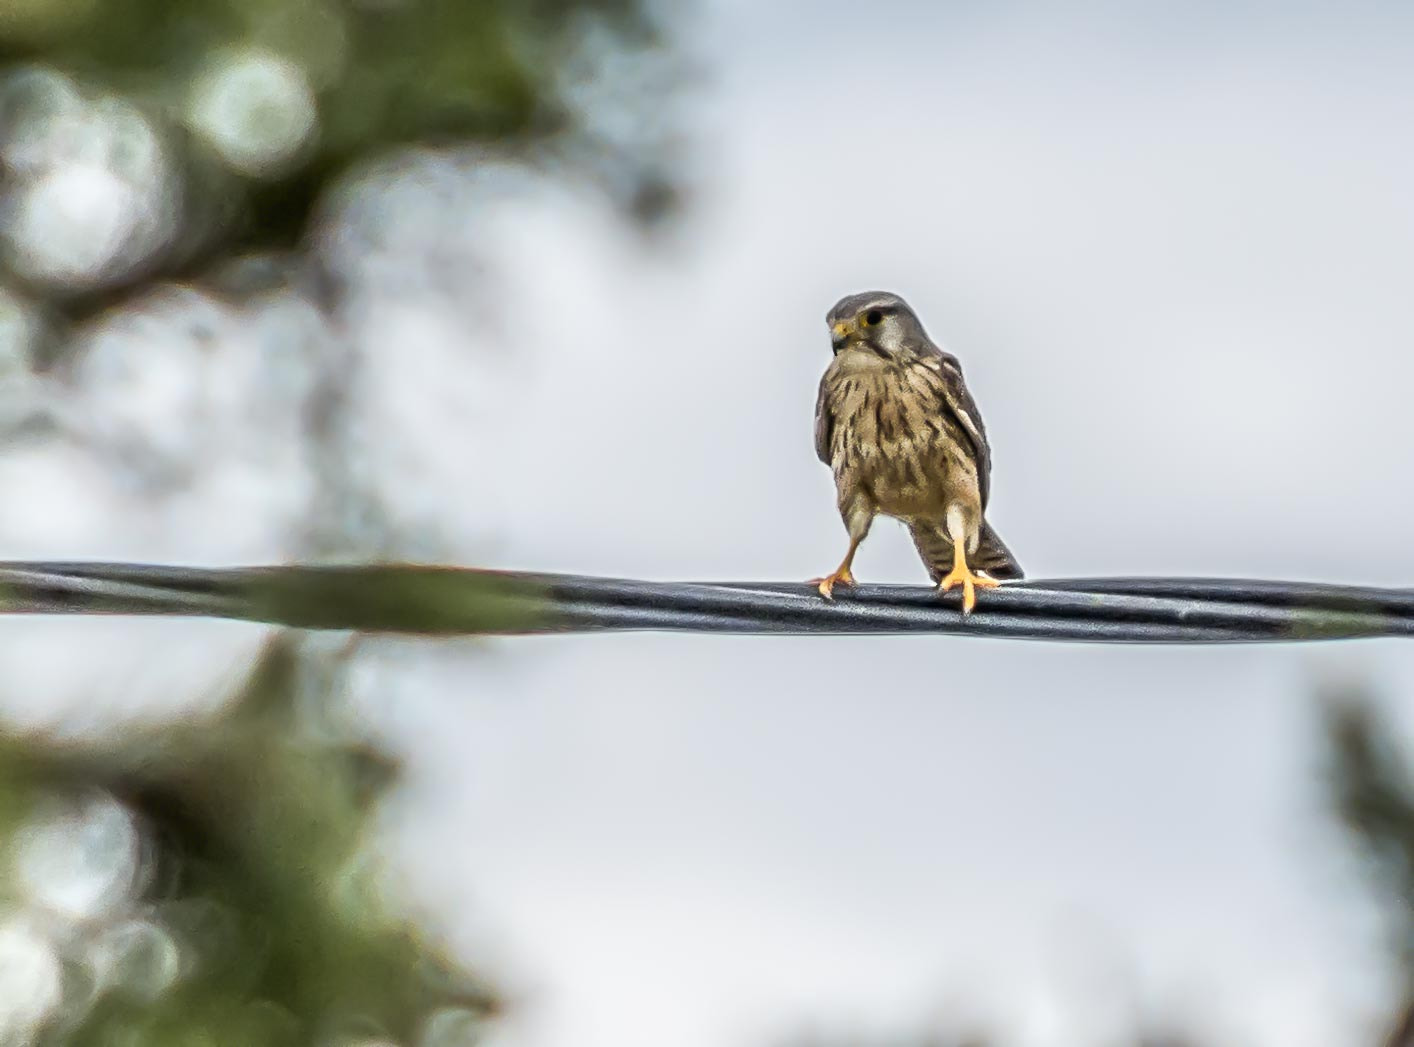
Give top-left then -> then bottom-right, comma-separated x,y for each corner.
812,537 -> 861,600
812,504 -> 872,599
936,506 -> 999,614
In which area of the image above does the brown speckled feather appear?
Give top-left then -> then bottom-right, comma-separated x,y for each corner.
920,350 -> 991,510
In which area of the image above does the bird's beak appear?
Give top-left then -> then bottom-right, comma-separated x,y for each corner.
830,318 -> 857,352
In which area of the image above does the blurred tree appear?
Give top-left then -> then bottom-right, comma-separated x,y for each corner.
1325,688 -> 1414,1047
0,638 -> 496,1044
0,1 -> 683,1042
0,0 -> 678,327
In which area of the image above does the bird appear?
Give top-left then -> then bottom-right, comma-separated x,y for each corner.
811,290 -> 1023,613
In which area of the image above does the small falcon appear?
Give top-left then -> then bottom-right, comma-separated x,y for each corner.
812,291 -> 1023,612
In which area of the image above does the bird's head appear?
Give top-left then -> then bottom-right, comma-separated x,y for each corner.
826,291 -> 929,360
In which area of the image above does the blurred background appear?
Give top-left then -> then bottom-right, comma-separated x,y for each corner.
3,1 -> 1414,1045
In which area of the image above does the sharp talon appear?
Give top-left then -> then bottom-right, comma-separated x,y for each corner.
937,566 -> 1000,615
811,567 -> 856,600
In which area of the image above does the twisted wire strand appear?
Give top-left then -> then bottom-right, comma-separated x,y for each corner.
0,562 -> 1410,643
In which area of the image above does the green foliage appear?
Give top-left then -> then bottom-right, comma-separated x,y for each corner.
1322,687 -> 1414,1043
1326,688 -> 1414,973
0,0 -> 672,319
0,639 -> 494,1045
0,2 -> 672,1042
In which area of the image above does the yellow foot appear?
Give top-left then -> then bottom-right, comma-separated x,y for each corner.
937,567 -> 1000,614
810,566 -> 856,600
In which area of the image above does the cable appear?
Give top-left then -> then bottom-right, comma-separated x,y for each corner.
0,562 -> 1410,643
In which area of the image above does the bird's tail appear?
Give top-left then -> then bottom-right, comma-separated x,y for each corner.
909,520 -> 1025,582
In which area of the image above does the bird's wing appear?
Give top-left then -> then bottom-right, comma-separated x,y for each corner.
813,373 -> 834,465
919,350 -> 992,509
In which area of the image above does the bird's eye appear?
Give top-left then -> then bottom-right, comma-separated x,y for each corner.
864,309 -> 884,326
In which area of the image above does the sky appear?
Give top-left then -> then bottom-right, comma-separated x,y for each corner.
5,2 -> 1414,1045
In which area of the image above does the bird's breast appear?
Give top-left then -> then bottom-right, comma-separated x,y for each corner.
824,366 -> 974,519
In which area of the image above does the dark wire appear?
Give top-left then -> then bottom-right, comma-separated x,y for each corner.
0,561 -> 1411,643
